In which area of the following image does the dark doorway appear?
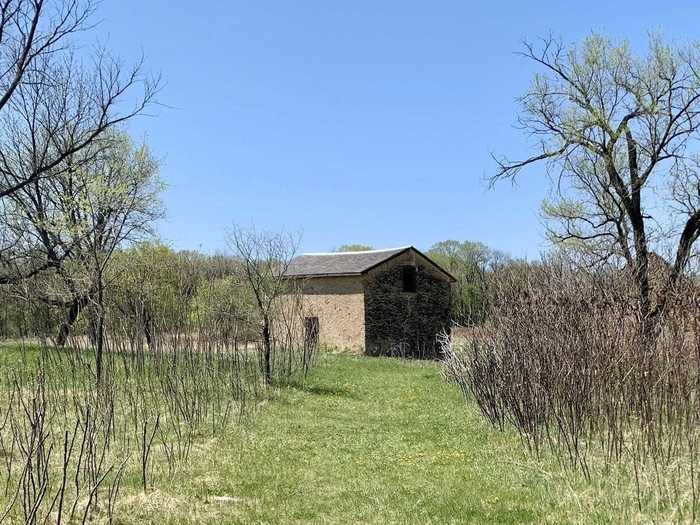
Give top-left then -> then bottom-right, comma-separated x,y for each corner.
304,317 -> 319,348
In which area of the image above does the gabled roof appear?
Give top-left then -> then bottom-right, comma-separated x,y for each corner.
285,246 -> 456,282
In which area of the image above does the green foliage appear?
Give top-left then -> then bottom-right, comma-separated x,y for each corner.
109,242 -> 190,333
106,241 -> 272,348
427,240 -> 508,325
1,130 -> 166,348
0,288 -> 56,339
0,237 -> 269,347
335,244 -> 373,252
191,275 -> 258,340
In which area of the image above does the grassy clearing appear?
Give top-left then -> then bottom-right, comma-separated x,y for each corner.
109,351 -> 579,524
1,345 -> 644,524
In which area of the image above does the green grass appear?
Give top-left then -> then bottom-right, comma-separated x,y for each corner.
6,344 -> 645,524
114,352 -> 573,524
6,344 -> 690,523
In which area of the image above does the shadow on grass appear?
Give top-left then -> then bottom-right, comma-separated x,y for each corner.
283,381 -> 359,400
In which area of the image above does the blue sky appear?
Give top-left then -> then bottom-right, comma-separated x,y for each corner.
95,1 -> 700,259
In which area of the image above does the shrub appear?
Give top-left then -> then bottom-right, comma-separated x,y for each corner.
443,258 -> 700,519
0,290 -> 316,523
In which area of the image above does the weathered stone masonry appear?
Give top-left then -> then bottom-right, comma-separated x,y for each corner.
285,246 -> 454,359
364,263 -> 451,359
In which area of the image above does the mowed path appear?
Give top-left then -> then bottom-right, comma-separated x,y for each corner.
123,353 -> 560,524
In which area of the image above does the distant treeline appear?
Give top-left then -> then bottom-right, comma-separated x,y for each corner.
0,242 -> 260,343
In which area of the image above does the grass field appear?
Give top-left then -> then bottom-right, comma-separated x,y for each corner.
3,345 -> 644,524
105,351 -> 586,525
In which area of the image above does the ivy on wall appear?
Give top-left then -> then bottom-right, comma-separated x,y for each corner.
364,265 -> 450,358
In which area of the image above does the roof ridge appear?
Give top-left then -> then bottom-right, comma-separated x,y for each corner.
301,246 -> 411,256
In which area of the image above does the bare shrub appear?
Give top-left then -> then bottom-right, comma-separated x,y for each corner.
0,280 -> 316,523
442,257 -> 700,519
227,225 -> 316,385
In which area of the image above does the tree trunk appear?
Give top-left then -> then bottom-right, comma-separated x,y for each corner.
628,210 -> 661,345
95,280 -> 105,386
623,130 -> 657,344
143,311 -> 154,350
262,315 -> 272,385
55,298 -> 84,347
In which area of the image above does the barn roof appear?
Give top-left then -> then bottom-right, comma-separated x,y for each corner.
285,246 -> 455,281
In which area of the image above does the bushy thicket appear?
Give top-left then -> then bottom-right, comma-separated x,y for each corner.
427,240 -> 508,326
0,294 -> 315,524
443,259 -> 700,520
0,240 -> 316,523
0,243 -> 260,342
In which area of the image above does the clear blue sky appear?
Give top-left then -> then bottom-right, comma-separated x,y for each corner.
96,1 -> 699,259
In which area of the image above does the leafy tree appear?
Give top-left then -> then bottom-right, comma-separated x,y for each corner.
335,244 -> 373,252
192,275 -> 258,340
0,0 -> 158,285
0,283 -> 55,338
428,240 -> 508,325
109,242 -> 186,348
493,34 -> 700,332
110,245 -> 262,347
7,132 -> 163,382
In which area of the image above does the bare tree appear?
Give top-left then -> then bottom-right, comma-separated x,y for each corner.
226,225 -> 299,384
0,0 -> 159,285
493,34 -> 700,331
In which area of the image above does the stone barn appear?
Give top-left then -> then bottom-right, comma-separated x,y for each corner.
285,246 -> 455,358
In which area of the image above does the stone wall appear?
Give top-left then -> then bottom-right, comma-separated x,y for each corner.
363,251 -> 451,359
298,276 -> 365,351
